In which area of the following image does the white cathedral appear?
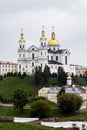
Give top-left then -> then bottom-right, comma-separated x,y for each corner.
17,26 -> 71,75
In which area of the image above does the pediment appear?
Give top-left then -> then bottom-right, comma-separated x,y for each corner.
63,49 -> 70,54
27,45 -> 39,52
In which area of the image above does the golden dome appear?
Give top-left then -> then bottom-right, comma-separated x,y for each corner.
67,76 -> 72,80
48,26 -> 60,45
19,29 -> 26,43
40,26 -> 47,40
48,39 -> 59,45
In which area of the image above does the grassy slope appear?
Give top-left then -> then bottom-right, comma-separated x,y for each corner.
0,76 -> 40,99
0,122 -> 65,130
0,76 -> 58,99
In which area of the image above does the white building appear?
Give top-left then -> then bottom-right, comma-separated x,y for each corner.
17,27 -> 71,75
38,86 -> 87,109
0,61 -> 18,76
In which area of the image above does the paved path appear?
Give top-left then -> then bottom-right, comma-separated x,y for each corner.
0,102 -> 13,107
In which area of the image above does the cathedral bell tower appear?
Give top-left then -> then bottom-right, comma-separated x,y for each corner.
19,28 -> 26,50
17,29 -> 26,74
40,26 -> 47,48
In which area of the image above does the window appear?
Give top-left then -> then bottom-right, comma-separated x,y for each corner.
47,55 -> 49,60
32,62 -> 34,67
51,66 -> 53,69
32,48 -> 34,50
19,64 -> 21,69
26,65 -> 28,68
56,56 -> 58,61
53,48 -> 55,51
32,53 -> 34,59
65,56 -> 67,65
51,56 -> 53,60
19,54 -> 21,57
41,42 -> 43,46
20,45 -> 21,48
23,54 -> 25,57
41,52 -> 42,55
55,66 -> 57,69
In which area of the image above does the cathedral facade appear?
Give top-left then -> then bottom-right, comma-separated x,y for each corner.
17,26 -> 70,75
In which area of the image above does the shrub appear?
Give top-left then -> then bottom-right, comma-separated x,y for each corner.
30,100 -> 51,119
58,93 -> 83,114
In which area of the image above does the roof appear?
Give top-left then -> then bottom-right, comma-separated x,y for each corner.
39,85 -> 87,95
48,49 -> 66,54
48,60 -> 63,65
48,87 -> 61,94
0,61 -> 17,65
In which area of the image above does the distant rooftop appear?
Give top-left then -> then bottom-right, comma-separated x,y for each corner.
0,61 -> 17,65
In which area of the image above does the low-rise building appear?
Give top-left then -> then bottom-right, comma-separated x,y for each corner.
76,66 -> 87,76
0,61 -> 18,76
38,86 -> 87,109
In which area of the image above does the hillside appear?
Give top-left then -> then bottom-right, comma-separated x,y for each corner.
0,76 -> 41,99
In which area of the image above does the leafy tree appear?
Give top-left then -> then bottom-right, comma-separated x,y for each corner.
58,67 -> 67,86
58,93 -> 83,114
12,89 -> 28,112
30,100 -> 51,119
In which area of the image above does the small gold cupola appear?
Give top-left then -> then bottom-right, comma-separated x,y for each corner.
48,26 -> 59,45
40,26 -> 47,40
19,28 -> 26,43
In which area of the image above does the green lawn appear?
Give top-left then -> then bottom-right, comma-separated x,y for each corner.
0,76 -> 58,99
0,106 -> 30,117
0,76 -> 40,99
0,105 -> 87,121
0,122 -> 65,130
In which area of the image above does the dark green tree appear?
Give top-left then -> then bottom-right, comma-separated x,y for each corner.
12,89 -> 28,112
43,65 -> 50,85
58,67 -> 67,86
58,93 -> 83,114
34,66 -> 43,85
58,87 -> 65,96
30,100 -> 51,119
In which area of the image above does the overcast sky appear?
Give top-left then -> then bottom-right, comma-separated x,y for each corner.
0,0 -> 87,66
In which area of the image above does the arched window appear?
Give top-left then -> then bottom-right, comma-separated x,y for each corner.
20,45 -> 21,48
32,53 -> 34,59
32,62 -> 34,67
65,56 -> 67,65
19,64 -> 21,69
51,56 -> 53,60
56,56 -> 58,61
19,54 -> 21,57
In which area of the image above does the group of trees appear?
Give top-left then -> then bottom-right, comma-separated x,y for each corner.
11,88 -> 83,117
0,72 -> 27,81
34,66 -> 50,85
34,66 -> 67,86
12,89 -> 50,118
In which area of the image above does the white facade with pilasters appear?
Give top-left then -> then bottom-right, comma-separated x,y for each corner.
17,27 -> 70,75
